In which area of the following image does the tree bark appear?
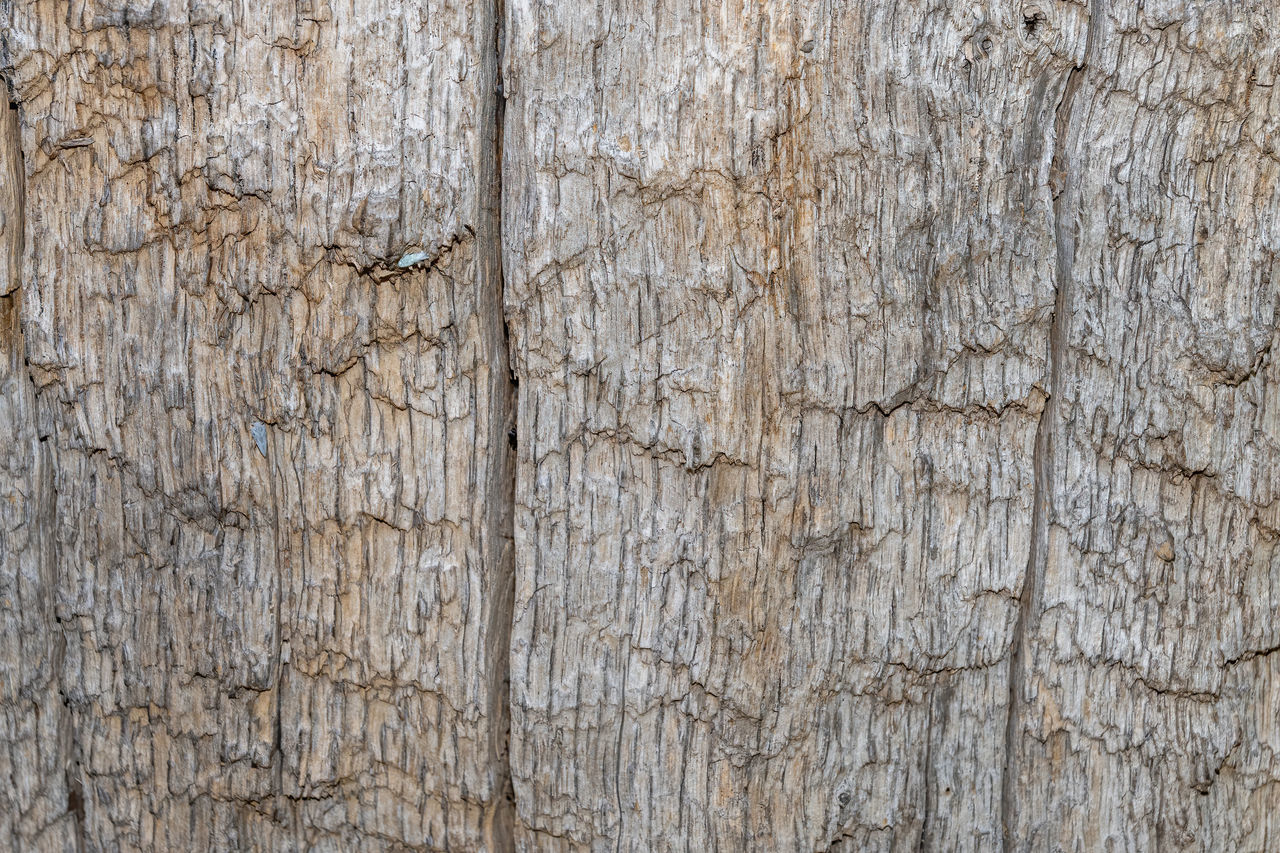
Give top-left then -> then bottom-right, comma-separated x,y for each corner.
3,0 -> 1278,850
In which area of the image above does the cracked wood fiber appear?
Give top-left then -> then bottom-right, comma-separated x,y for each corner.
1,0 -> 1278,852
501,0 -> 1280,849
2,0 -> 513,849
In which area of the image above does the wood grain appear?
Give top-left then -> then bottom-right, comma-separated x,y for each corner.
3,1 -> 513,848
3,0 -> 1278,850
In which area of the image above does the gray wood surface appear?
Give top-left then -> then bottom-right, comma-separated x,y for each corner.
2,0 -> 1277,849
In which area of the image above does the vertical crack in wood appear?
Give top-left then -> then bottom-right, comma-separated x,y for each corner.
1001,3 -> 1102,848
480,0 -> 517,846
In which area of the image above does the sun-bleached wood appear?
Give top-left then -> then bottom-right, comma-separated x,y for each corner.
2,1 -> 513,849
2,0 -> 1278,850
501,0 -> 1280,849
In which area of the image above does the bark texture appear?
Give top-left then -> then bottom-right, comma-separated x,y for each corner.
2,0 -> 1279,850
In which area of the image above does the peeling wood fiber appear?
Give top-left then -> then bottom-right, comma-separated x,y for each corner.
3,0 -> 1280,851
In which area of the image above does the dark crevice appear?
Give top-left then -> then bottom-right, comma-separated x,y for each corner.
481,0 -> 517,847
1000,3 -> 1102,849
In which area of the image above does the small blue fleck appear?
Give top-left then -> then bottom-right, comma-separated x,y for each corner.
397,250 -> 430,268
250,420 -> 268,457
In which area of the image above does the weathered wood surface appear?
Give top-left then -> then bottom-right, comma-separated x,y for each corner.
2,0 -> 513,849
2,0 -> 1279,850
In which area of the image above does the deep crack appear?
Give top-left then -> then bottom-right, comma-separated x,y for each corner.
480,0 -> 517,847
1000,2 -> 1103,847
